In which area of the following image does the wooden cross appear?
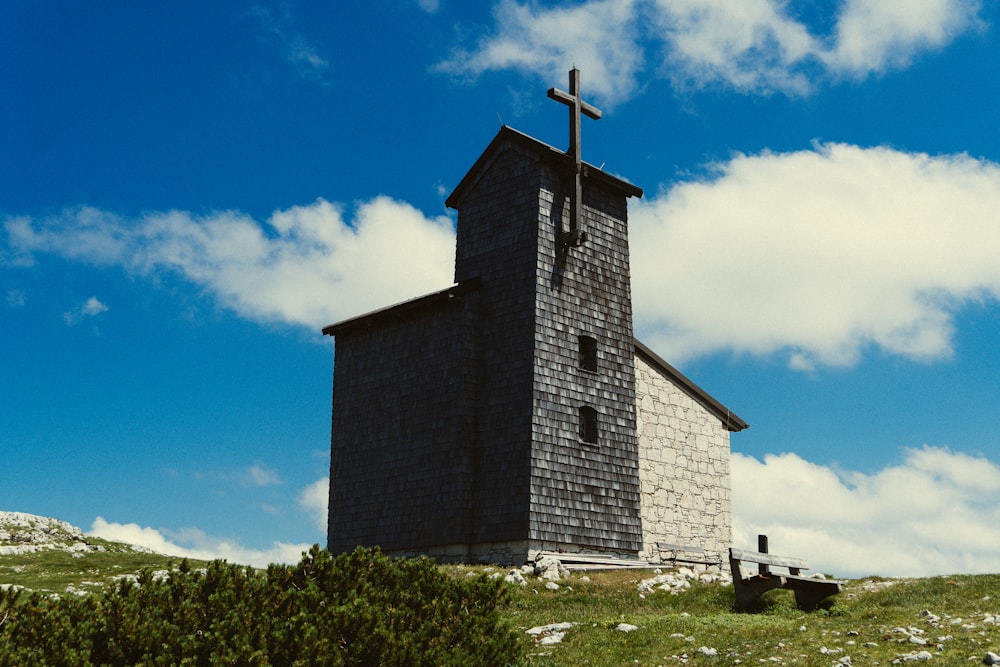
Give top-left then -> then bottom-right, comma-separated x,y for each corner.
548,68 -> 602,247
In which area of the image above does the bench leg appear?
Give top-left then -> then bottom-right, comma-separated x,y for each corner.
794,588 -> 833,611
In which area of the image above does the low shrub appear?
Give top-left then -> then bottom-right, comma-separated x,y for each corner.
0,546 -> 520,666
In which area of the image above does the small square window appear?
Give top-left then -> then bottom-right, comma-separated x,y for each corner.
578,335 -> 597,372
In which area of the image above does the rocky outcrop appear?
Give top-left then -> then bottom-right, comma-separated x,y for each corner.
0,511 -> 104,556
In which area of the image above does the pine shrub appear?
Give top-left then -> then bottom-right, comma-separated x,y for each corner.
0,546 -> 520,666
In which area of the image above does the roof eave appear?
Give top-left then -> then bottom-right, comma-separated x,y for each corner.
634,338 -> 749,432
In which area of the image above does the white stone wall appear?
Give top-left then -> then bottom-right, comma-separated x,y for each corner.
634,353 -> 732,564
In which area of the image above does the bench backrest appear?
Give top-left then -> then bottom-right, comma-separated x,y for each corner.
729,548 -> 810,578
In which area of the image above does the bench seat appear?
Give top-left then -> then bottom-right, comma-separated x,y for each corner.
729,547 -> 844,611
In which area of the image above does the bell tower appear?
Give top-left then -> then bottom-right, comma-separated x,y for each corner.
445,69 -> 645,555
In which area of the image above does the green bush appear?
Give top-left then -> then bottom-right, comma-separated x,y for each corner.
0,546 -> 520,666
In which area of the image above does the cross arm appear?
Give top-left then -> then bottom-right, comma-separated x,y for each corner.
546,87 -> 602,120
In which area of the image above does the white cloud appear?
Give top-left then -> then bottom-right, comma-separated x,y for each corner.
63,295 -> 109,326
652,0 -> 821,94
826,0 -> 983,77
248,4 -> 330,82
298,477 -> 329,533
437,0 -> 984,99
436,0 -> 645,104
89,517 -> 311,568
6,197 -> 456,331
631,143 -> 1000,369
244,464 -> 282,487
732,446 -> 1000,578
418,0 -> 441,13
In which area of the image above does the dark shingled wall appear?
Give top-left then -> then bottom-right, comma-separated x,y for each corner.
526,168 -> 643,552
327,291 -> 481,553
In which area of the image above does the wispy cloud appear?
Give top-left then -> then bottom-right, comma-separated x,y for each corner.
248,3 -> 330,83
437,0 -> 984,101
732,446 -> 1000,577
63,296 -> 109,326
436,0 -> 645,104
244,464 -> 282,487
89,517 -> 310,568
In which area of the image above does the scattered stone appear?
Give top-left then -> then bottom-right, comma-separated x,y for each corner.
544,581 -> 560,591
526,622 -> 576,645
894,650 -> 933,663
534,556 -> 569,581
637,567 -> 731,595
615,623 -> 639,633
984,652 -> 1000,665
697,646 -> 718,656
503,569 -> 527,586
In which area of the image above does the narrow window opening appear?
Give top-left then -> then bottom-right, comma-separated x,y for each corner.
579,406 -> 598,444
578,335 -> 597,372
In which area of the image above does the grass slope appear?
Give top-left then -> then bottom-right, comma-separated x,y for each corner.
3,550 -> 999,666
0,537 -> 212,596
494,567 -> 1000,666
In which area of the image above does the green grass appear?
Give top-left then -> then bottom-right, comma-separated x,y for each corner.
483,568 -> 1000,666
0,538 -> 211,596
4,551 -> 999,666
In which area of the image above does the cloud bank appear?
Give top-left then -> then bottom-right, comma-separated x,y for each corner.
89,517 -> 311,569
8,144 -> 1000,369
732,446 -> 1000,578
5,197 -> 455,331
437,0 -> 983,101
118,449 -> 1000,577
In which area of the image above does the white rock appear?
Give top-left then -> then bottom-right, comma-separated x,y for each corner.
534,556 -> 569,581
896,650 -> 933,662
615,623 -> 639,633
526,622 -> 575,636
545,581 -> 560,591
697,646 -> 718,656
984,652 -> 1000,665
504,569 -> 527,586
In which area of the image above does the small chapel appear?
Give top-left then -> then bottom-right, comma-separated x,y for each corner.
323,70 -> 747,566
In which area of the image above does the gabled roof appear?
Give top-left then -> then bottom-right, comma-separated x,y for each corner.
634,339 -> 749,433
445,125 -> 643,210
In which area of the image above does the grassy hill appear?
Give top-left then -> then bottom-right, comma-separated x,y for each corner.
2,515 -> 999,666
5,554 -> 1000,665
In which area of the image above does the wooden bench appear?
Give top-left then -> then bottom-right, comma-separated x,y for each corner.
655,542 -> 721,568
728,543 -> 844,611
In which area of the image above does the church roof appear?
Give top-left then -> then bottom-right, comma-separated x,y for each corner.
445,125 -> 643,210
634,339 -> 749,432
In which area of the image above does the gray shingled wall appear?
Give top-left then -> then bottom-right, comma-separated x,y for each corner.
327,292 -> 480,553
527,170 -> 644,552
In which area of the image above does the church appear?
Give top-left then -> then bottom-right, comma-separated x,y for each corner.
323,70 -> 746,566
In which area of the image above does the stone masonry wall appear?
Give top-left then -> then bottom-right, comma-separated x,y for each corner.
634,352 -> 732,563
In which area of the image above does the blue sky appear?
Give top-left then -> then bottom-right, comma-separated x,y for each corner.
4,0 -> 1000,577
